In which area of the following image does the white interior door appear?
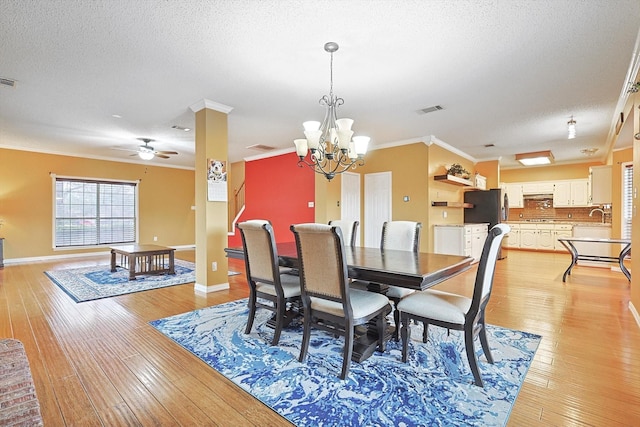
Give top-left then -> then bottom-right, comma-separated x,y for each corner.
364,172 -> 392,248
341,172 -> 361,245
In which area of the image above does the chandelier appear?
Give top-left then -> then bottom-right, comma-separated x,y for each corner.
294,42 -> 369,181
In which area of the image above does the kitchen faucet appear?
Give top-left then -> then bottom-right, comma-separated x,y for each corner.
589,208 -> 606,223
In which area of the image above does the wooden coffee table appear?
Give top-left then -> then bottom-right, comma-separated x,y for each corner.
110,244 -> 176,280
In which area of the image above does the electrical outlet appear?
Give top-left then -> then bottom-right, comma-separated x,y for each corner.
211,262 -> 217,271
443,211 -> 447,218
153,236 -> 158,241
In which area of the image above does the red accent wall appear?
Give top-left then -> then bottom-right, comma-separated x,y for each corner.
228,152 -> 315,247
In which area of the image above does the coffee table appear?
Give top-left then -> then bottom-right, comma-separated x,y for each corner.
110,244 -> 176,280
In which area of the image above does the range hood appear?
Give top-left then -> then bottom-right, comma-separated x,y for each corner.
523,193 -> 554,200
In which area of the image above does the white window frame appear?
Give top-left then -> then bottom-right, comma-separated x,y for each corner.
621,162 -> 633,240
51,174 -> 140,249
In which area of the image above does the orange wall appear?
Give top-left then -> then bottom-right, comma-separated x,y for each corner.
356,142 -> 431,250
0,148 -> 195,260
500,161 -> 603,182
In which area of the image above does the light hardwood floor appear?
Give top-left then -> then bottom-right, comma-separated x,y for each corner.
1,249 -> 639,426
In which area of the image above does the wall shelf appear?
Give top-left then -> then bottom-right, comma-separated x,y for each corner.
434,174 -> 473,186
431,201 -> 474,208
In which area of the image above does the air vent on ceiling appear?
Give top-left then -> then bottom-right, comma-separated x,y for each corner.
484,143 -> 495,148
246,144 -> 276,151
0,77 -> 16,88
418,105 -> 443,114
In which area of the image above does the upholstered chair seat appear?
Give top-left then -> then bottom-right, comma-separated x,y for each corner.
255,273 -> 302,299
309,289 -> 389,319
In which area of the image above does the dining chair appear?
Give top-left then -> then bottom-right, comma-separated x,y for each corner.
397,223 -> 510,387
290,223 -> 392,380
328,219 -> 359,247
380,220 -> 422,339
237,219 -> 302,346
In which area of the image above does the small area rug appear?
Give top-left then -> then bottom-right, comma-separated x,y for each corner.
45,260 -> 197,302
0,339 -> 43,426
151,299 -> 541,427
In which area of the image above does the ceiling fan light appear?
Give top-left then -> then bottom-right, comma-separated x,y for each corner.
139,150 -> 154,160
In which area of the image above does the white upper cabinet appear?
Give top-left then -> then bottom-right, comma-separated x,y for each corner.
589,165 -> 612,205
553,182 -> 571,207
503,183 -> 523,208
553,180 -> 589,207
521,182 -> 555,194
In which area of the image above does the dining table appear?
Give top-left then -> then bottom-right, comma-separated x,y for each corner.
225,242 -> 474,362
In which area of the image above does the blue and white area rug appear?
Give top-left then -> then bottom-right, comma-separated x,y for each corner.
45,260 -> 196,303
151,299 -> 541,427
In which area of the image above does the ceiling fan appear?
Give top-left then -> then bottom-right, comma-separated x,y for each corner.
127,138 -> 178,160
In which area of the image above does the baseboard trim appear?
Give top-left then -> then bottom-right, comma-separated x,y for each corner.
3,244 -> 196,265
194,282 -> 230,294
630,302 -> 640,330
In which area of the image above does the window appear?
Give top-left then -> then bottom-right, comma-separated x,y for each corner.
622,162 -> 633,239
54,177 -> 138,248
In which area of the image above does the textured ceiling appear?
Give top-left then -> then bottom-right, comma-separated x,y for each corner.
1,0 -> 640,170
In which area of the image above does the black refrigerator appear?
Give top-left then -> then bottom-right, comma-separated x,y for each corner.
464,188 -> 507,259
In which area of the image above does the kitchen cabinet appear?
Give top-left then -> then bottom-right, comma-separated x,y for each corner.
571,180 -> 590,206
554,224 -> 573,251
505,224 -> 520,248
515,222 -> 573,251
503,183 -> 524,208
519,224 -> 537,249
434,223 -> 488,263
537,224 -> 555,250
521,182 -> 555,194
589,165 -> 612,205
553,180 -> 589,207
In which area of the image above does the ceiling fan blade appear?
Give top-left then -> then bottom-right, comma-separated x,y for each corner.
156,151 -> 178,155
111,146 -> 140,153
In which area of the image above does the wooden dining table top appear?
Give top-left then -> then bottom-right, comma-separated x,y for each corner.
225,242 -> 474,291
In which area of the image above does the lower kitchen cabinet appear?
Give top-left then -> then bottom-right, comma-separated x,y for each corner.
434,223 -> 488,263
504,224 -> 520,248
508,222 -> 575,252
554,224 -> 573,251
536,224 -> 555,250
519,225 -> 537,249
505,224 -> 520,248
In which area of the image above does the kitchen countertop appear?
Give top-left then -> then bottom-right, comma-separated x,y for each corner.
434,223 -> 490,227
506,221 -> 611,227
